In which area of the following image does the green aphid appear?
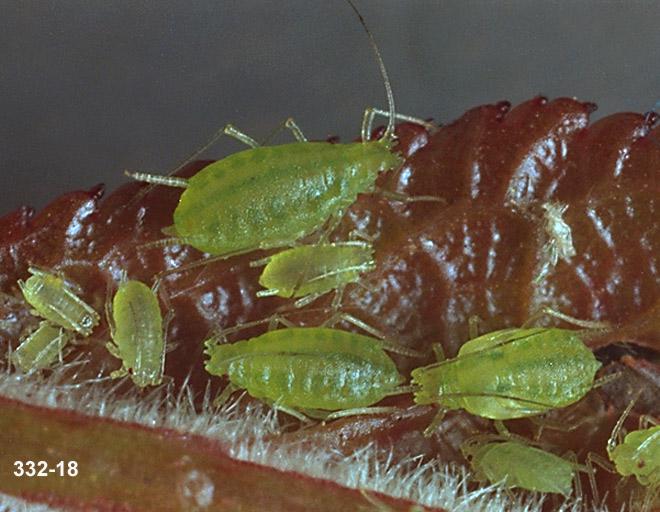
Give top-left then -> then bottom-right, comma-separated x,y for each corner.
256,241 -> 375,304
462,439 -> 577,496
204,327 -> 404,413
609,426 -> 659,488
125,4 -> 436,261
18,267 -> 99,336
106,280 -> 165,388
607,403 -> 660,489
11,321 -> 71,372
411,327 -> 601,420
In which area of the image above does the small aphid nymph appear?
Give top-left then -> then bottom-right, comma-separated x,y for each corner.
607,401 -> 659,489
106,279 -> 166,387
255,241 -> 375,306
11,321 -> 71,372
412,326 -> 601,420
18,267 -> 100,336
204,326 -> 404,415
461,439 -> 577,495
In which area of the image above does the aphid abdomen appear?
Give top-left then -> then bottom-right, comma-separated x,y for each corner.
412,328 -> 600,419
18,268 -> 99,336
110,280 -> 164,387
11,321 -> 71,372
205,327 -> 403,410
469,442 -> 574,495
235,353 -> 393,409
610,426 -> 660,487
173,141 -> 402,255
258,243 -> 375,298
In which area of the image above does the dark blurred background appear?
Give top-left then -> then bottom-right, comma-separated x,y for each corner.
1,1 -> 659,213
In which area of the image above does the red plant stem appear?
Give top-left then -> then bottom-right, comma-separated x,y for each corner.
0,396 -> 437,511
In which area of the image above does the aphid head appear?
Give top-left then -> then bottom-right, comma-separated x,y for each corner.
346,0 -> 396,146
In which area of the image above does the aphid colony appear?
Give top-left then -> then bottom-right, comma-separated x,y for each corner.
12,263 -> 658,502
8,2 -> 656,507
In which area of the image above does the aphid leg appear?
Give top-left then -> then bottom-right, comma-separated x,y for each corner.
592,371 -> 623,390
248,254 -> 273,268
639,414 -> 659,429
292,292 -> 326,309
492,420 -> 552,449
271,402 -> 313,423
322,312 -> 424,358
210,313 -> 295,345
213,383 -> 238,408
432,343 -> 445,362
324,406 -> 399,421
318,209 -> 347,243
529,410 -> 591,441
361,107 -> 437,140
222,124 -> 260,148
468,315 -> 482,339
124,171 -> 188,189
284,118 -> 307,142
608,397 -> 638,452
569,451 -> 600,506
137,237 -> 182,252
524,306 -> 610,330
423,407 -> 447,437
259,117 -> 307,145
384,385 -> 416,397
348,229 -> 376,243
330,285 -> 345,311
156,247 -> 265,279
586,451 -> 615,504
375,187 -> 445,204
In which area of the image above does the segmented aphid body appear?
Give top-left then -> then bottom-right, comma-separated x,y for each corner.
107,279 -> 165,387
18,267 -> 99,336
411,327 -> 601,419
172,143 -> 401,255
11,321 -> 71,372
461,440 -> 576,495
257,242 -> 375,299
204,327 -> 403,410
609,426 -> 660,488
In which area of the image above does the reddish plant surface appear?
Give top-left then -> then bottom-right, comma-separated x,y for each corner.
0,97 -> 658,510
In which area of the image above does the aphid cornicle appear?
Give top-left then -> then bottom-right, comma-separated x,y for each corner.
461,439 -> 577,495
411,326 -> 601,420
106,279 -> 166,387
255,241 -> 375,305
18,267 -> 100,336
11,321 -> 71,372
126,2 -> 436,260
204,327 -> 404,413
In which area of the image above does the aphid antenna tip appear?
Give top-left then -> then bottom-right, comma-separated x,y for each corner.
345,0 -> 396,143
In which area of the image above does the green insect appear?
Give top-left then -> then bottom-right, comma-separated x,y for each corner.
204,326 -> 405,419
461,439 -> 579,496
411,325 -> 601,421
18,267 -> 100,336
126,2 -> 436,264
254,241 -> 375,308
607,400 -> 659,490
106,279 -> 166,387
11,321 -> 71,372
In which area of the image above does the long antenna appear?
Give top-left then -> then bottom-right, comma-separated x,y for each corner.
345,0 -> 396,143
